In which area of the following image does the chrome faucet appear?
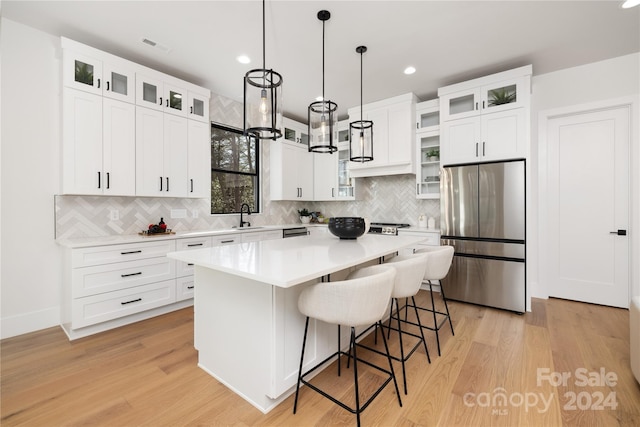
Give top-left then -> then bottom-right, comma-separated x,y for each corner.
239,203 -> 251,228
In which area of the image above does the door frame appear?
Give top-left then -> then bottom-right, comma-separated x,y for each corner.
537,95 -> 639,304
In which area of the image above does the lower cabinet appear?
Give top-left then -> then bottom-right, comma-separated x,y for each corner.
62,239 -> 183,339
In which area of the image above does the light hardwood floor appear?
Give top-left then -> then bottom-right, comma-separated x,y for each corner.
2,293 -> 639,426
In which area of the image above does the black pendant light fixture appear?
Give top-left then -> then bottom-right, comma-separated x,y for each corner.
244,0 -> 283,140
308,10 -> 338,153
349,46 -> 373,162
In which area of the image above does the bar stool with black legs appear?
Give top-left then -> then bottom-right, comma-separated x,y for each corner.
411,245 -> 455,356
293,264 -> 402,427
350,252 -> 431,395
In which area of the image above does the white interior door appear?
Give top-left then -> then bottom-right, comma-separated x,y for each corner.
544,104 -> 630,308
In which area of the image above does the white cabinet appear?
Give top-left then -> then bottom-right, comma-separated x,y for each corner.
175,236 -> 213,302
397,229 -> 441,256
136,72 -> 189,117
313,141 -> 358,201
348,93 -> 417,177
62,240 -> 178,337
135,107 -> 189,197
270,140 -> 314,201
62,88 -> 136,196
438,65 -> 531,165
282,117 -> 309,146
187,120 -> 211,198
187,91 -> 210,123
415,99 -> 441,199
62,40 -> 135,104
441,105 -> 526,165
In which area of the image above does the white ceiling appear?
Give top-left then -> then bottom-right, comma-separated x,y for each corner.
3,1 -> 639,122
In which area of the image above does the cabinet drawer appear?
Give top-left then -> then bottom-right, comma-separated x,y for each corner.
176,276 -> 194,301
212,235 -> 240,246
72,240 -> 175,267
73,257 -> 175,297
72,279 -> 176,328
175,236 -> 212,277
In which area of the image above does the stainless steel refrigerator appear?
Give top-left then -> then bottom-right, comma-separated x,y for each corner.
440,159 -> 526,313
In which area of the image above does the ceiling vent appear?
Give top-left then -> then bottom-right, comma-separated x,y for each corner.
141,37 -> 171,53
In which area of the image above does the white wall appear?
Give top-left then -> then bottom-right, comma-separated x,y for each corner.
530,53 -> 640,301
1,18 -> 63,338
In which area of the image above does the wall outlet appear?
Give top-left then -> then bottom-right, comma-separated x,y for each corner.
109,210 -> 119,221
171,209 -> 187,219
192,210 -> 199,218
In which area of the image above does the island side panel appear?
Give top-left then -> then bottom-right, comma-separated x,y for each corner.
194,266 -> 274,413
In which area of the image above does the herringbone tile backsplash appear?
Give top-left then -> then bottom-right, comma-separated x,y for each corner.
55,94 -> 440,239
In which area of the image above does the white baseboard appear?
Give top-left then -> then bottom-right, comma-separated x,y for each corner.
1,306 -> 60,340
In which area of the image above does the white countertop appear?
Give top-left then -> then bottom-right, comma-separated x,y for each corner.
167,232 -> 427,288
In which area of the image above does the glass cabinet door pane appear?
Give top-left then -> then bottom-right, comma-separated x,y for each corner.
169,90 -> 183,111
299,132 -> 309,145
486,84 -> 517,109
143,82 -> 158,103
419,111 -> 440,128
192,98 -> 204,117
449,94 -> 475,115
74,60 -> 95,87
284,127 -> 296,142
338,129 -> 349,142
110,72 -> 128,96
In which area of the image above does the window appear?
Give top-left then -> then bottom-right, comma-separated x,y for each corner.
210,124 -> 259,214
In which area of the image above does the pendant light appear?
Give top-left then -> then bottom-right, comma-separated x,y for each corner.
244,0 -> 283,140
349,46 -> 373,162
308,10 -> 338,153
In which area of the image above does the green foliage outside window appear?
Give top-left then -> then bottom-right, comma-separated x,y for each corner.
211,125 -> 259,214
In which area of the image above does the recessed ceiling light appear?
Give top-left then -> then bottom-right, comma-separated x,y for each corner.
237,55 -> 251,64
404,66 -> 416,75
622,0 -> 640,8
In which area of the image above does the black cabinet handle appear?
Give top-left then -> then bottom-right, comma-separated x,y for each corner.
187,263 -> 194,266
190,179 -> 194,193
221,239 -> 234,244
610,230 -> 627,236
482,101 -> 486,109
106,81 -> 110,91
166,177 -> 169,192
121,250 -> 142,255
475,102 -> 478,110
190,106 -> 193,114
159,177 -> 163,191
106,172 -> 110,189
187,285 -> 194,290
159,97 -> 163,106
166,99 -> 169,107
121,272 -> 142,278
482,142 -> 486,156
121,298 -> 142,305
187,243 -> 203,247
97,78 -> 101,89
475,143 -> 479,157
98,171 -> 101,189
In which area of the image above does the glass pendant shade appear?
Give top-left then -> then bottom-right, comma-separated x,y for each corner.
243,0 -> 283,140
308,10 -> 338,153
349,45 -> 373,162
349,119 -> 373,162
308,99 -> 338,153
244,69 -> 283,140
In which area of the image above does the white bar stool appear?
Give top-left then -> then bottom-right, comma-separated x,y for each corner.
351,252 -> 431,395
412,245 -> 455,356
293,264 -> 402,427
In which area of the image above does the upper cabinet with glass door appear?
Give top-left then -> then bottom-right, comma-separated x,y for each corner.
439,65 -> 532,122
136,72 -> 188,117
62,38 -> 135,104
281,117 -> 309,146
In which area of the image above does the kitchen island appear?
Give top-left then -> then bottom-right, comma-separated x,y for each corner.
167,231 -> 426,413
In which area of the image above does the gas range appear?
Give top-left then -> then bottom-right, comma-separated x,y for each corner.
368,222 -> 411,236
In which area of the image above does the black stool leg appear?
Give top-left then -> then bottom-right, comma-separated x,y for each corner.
440,282 -> 455,336
293,316 -> 310,414
411,296 -> 431,364
428,280 -> 442,356
351,327 -> 361,427
392,298 -> 408,395
378,320 -> 403,408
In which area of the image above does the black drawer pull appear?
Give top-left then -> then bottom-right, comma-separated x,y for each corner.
121,272 -> 142,278
121,250 -> 142,255
121,298 -> 142,305
187,263 -> 194,266
187,286 -> 194,290
221,239 -> 234,244
187,243 -> 203,247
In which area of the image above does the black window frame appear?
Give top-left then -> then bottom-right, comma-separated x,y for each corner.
210,123 -> 260,215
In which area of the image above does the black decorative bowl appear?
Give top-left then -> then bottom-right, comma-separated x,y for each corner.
328,217 -> 366,240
